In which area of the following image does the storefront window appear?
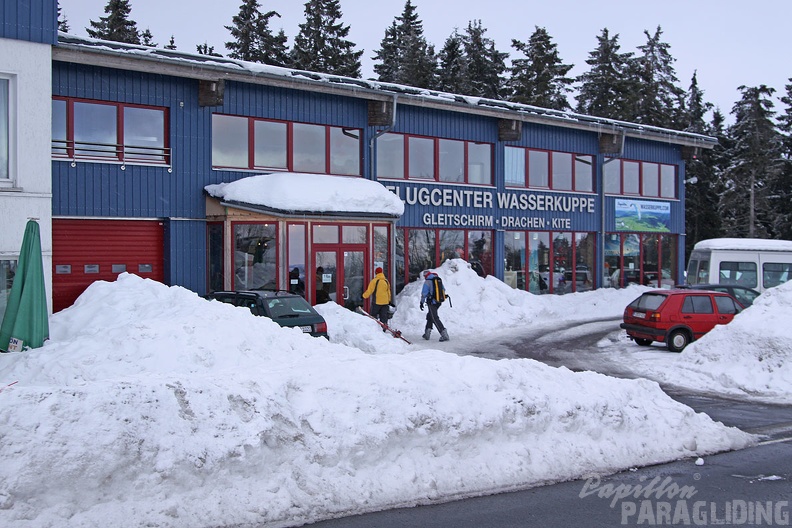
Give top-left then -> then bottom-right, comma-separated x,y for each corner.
439,230 -> 465,264
342,225 -> 367,244
468,231 -> 492,277
373,225 -> 389,277
313,224 -> 339,244
233,223 -> 277,290
553,232 -> 573,293
288,224 -> 306,297
395,230 -> 406,294
407,229 -> 436,282
575,233 -> 596,292
660,234 -> 677,288
642,234 -> 659,287
529,232 -> 550,293
620,234 -> 641,287
207,223 -> 224,293
505,232 -> 526,290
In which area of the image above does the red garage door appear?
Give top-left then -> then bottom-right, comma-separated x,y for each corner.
52,219 -> 164,312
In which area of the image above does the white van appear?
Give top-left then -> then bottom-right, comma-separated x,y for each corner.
685,238 -> 792,293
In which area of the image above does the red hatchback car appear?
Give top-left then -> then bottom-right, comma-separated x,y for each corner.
620,289 -> 744,352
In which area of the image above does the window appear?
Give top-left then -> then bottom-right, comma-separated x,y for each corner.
763,262 -> 792,289
0,78 -> 9,182
715,296 -> 739,315
682,295 -> 714,314
213,114 -> 361,176
377,133 -> 492,184
233,223 -> 277,290
52,98 -> 169,165
719,261 -> 757,288
506,147 -> 592,192
603,157 -> 677,199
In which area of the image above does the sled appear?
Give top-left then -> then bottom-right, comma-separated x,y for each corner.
355,307 -> 412,344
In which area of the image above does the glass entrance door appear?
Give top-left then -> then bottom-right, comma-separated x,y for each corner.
313,249 -> 367,311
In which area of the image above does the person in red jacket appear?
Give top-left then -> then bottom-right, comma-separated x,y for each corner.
362,267 -> 392,329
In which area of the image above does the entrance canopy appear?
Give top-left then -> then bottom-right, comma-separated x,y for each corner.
205,172 -> 404,218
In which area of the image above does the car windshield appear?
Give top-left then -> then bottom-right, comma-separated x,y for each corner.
266,296 -> 316,318
630,293 -> 666,311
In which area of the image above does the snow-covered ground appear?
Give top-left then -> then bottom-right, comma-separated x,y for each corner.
2,258 -> 789,528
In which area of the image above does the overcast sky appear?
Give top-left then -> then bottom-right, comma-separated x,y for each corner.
58,0 -> 791,120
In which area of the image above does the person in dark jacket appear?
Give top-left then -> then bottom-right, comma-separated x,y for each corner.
362,267 -> 392,329
419,270 -> 449,342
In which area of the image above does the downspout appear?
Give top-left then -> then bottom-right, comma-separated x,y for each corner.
368,96 -> 400,292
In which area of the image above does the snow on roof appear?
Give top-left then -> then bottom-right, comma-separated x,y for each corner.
55,33 -> 717,148
693,238 -> 792,252
205,172 -> 405,217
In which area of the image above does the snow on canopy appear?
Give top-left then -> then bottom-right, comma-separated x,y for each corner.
205,172 -> 405,216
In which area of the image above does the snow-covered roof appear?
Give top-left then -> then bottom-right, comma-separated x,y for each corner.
54,33 -> 717,149
693,238 -> 792,252
205,172 -> 404,217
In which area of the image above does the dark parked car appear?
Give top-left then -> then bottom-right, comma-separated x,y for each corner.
206,290 -> 328,339
620,289 -> 743,352
677,283 -> 760,307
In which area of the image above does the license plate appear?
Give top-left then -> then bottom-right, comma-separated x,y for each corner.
300,326 -> 312,333
633,312 -> 646,319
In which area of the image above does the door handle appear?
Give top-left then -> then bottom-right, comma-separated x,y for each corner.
343,286 -> 349,300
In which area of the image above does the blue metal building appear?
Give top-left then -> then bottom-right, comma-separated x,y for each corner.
4,0 -> 718,312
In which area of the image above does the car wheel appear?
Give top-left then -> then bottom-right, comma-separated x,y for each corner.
667,329 -> 690,352
634,338 -> 653,346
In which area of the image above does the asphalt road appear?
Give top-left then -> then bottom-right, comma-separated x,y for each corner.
302,318 -> 792,528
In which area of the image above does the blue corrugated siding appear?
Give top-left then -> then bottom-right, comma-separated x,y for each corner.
52,62 -> 207,219
164,219 -> 207,295
1,0 -> 57,44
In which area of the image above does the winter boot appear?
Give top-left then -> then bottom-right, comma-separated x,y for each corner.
439,329 -> 450,342
422,328 -> 432,340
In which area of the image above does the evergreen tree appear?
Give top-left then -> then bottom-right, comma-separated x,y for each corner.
631,26 -> 685,128
141,28 -> 156,47
770,79 -> 792,239
575,28 -> 635,121
290,0 -> 362,77
86,0 -> 141,44
437,29 -> 469,94
164,36 -> 177,50
225,0 -> 288,66
508,26 -> 574,110
197,42 -> 223,57
57,6 -> 70,33
682,72 -> 722,255
461,20 -> 507,99
720,85 -> 784,238
372,0 -> 437,88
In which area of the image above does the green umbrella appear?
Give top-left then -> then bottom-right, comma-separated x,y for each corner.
0,219 -> 49,352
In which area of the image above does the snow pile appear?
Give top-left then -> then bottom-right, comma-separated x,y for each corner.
389,258 -> 646,335
0,273 -> 753,528
670,280 -> 792,401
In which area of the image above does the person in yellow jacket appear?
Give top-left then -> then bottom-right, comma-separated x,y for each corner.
362,267 -> 392,329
